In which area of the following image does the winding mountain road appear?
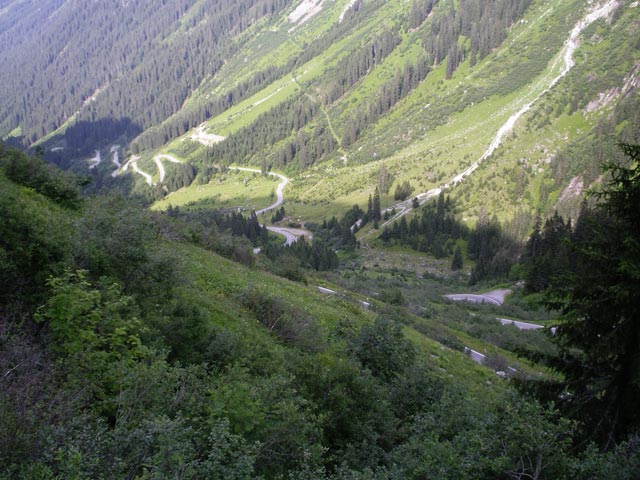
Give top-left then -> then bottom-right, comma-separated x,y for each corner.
228,167 -> 289,215
498,318 -> 556,334
498,318 -> 543,330
154,154 -> 181,183
113,159 -> 306,243
445,294 -> 502,306
88,150 -> 101,169
117,153 -> 183,185
131,158 -> 153,185
445,289 -> 512,306
228,166 -> 311,244
267,226 -> 298,245
410,2 -> 617,373
110,145 -> 121,177
268,226 -> 312,245
121,155 -> 153,185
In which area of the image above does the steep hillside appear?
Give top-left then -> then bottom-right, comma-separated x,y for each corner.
0,0 -> 292,146
2,0 -> 638,225
4,145 -> 640,479
0,147 -> 553,478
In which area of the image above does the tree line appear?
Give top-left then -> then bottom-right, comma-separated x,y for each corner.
131,63 -> 297,153
341,57 -> 431,147
323,29 -> 402,106
379,191 -> 520,282
340,0 -> 531,147
424,0 -> 532,78
203,96 -> 327,171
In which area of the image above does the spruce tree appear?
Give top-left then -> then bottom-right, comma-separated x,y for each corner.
372,187 -> 382,221
451,245 -> 463,270
544,144 -> 640,444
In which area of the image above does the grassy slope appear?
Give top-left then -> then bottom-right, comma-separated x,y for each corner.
151,169 -> 281,212
0,159 -> 510,394
302,0 -> 639,223
177,240 -> 514,391
139,0 -> 639,226
285,0 -> 583,220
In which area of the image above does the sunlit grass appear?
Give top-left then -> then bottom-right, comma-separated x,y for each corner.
152,170 -> 281,211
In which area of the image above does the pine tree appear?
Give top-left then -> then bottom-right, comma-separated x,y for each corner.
451,245 -> 463,270
523,217 -> 544,292
522,213 -> 571,293
372,187 -> 382,221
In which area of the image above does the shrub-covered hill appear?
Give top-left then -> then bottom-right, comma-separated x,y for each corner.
2,148 -> 639,478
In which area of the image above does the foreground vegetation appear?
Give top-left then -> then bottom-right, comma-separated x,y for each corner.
2,144 -> 640,478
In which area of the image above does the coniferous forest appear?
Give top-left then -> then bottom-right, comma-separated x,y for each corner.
0,0 -> 291,149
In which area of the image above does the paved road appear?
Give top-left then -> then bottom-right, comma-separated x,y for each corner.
498,318 -> 557,334
228,167 -> 289,215
121,155 -> 153,185
445,288 -> 511,306
498,318 -> 544,330
482,289 -> 511,304
464,347 -> 518,375
465,347 -> 487,364
316,286 -> 371,309
266,226 -> 299,246
227,167 -> 313,246
154,154 -> 181,182
317,286 -> 338,295
110,146 -> 121,177
229,167 -> 314,244
445,294 -> 502,306
88,150 -> 101,169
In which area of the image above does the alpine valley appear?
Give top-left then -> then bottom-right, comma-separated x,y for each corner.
1,0 -> 639,478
